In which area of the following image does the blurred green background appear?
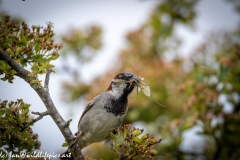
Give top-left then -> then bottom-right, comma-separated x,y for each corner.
1,0 -> 240,159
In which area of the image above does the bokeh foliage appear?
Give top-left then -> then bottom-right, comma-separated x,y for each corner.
60,0 -> 240,159
59,26 -> 102,103
0,0 -> 239,159
0,100 -> 40,159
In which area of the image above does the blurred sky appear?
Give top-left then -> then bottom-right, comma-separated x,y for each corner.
0,0 -> 239,156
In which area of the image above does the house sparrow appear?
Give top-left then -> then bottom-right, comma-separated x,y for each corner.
60,72 -> 138,159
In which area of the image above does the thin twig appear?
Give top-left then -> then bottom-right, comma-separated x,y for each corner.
23,111 -> 49,126
147,138 -> 162,147
20,111 -> 49,132
44,68 -> 52,92
31,111 -> 50,122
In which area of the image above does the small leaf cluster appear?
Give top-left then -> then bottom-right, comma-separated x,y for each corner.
0,99 -> 40,155
0,15 -> 62,83
110,124 -> 160,160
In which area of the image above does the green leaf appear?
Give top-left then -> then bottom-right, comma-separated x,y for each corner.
22,108 -> 29,117
62,141 -> 68,147
33,55 -> 48,64
48,54 -> 59,61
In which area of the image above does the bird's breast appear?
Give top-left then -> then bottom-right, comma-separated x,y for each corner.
80,110 -> 124,143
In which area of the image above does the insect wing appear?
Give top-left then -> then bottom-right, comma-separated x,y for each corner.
139,83 -> 151,97
137,86 -> 141,92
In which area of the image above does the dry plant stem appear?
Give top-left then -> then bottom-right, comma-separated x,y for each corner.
0,49 -> 84,160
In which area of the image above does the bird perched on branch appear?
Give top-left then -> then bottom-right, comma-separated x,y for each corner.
60,72 -> 138,159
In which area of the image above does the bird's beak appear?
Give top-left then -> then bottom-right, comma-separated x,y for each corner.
129,76 -> 138,86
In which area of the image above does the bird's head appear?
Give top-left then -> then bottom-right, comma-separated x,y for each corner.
107,72 -> 137,98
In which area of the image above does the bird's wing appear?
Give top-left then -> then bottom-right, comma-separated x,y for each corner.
77,95 -> 100,128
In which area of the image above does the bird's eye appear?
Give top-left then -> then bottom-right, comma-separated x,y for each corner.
112,82 -> 117,85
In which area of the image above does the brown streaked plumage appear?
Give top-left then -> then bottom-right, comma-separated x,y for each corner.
60,72 -> 137,159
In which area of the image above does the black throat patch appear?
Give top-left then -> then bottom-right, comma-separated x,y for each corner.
104,83 -> 135,116
104,97 -> 128,116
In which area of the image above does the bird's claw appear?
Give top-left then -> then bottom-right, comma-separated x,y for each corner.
68,134 -> 80,149
112,149 -> 126,160
110,143 -> 126,160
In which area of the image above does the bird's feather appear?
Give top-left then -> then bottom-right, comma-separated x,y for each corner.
78,95 -> 100,128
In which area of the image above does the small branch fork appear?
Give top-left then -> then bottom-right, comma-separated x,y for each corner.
30,111 -> 49,124
22,111 -> 49,130
0,49 -> 83,160
61,119 -> 72,128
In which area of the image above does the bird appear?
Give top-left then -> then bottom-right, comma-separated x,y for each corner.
60,72 -> 138,159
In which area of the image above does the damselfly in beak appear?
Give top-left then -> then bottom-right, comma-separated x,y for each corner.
135,76 -> 165,107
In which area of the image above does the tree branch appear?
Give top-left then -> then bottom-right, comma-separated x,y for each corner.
30,111 -> 49,124
44,68 -> 52,92
61,119 -> 73,128
21,111 -> 50,132
0,49 -> 83,160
